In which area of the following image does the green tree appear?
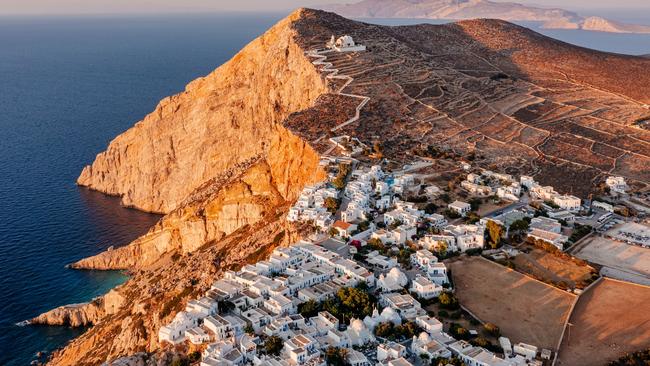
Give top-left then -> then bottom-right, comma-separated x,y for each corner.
244,324 -> 255,335
438,291 -> 459,309
188,351 -> 201,362
325,347 -> 349,366
469,198 -> 482,211
298,299 -> 321,318
264,336 -> 284,356
325,197 -> 339,213
434,241 -> 448,257
425,203 -> 438,214
374,322 -> 394,338
484,322 -> 500,337
486,220 -> 505,249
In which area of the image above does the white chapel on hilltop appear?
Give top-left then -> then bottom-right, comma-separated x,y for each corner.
326,35 -> 366,52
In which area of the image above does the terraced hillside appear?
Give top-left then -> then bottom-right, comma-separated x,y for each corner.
290,10 -> 650,197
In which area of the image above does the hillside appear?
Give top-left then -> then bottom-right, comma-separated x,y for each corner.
41,8 -> 650,365
320,0 -> 650,34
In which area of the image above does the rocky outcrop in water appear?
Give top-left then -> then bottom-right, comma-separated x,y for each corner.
31,289 -> 124,327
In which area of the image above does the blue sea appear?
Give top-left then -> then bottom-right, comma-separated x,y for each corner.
0,10 -> 648,366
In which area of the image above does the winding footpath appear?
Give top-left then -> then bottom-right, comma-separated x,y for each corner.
307,49 -> 371,137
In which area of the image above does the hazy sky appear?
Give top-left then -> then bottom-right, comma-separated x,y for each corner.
1,0 -> 648,15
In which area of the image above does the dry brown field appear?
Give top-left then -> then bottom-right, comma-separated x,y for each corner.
449,256 -> 575,349
556,278 -> 650,366
512,246 -> 597,289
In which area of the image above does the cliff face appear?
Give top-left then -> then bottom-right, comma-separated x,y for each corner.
77,10 -> 328,214
71,127 -> 323,270
31,289 -> 124,327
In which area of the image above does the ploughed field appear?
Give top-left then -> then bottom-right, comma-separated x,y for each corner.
556,278 -> 650,366
291,11 -> 650,197
448,256 -> 575,349
512,246 -> 597,289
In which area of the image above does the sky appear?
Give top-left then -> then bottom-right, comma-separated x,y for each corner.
1,0 -> 648,16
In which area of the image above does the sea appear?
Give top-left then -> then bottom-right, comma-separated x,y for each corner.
0,10 -> 648,366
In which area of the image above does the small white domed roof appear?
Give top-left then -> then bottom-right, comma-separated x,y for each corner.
380,307 -> 402,325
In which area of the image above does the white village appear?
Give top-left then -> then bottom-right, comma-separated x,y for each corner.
158,147 -> 645,366
155,36 -> 650,366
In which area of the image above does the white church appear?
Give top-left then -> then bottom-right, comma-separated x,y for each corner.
326,35 -> 366,52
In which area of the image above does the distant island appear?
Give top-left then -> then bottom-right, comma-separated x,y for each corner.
319,0 -> 650,34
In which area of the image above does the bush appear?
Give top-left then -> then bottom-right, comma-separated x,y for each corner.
438,292 -> 459,310
484,322 -> 500,337
444,209 -> 461,219
449,323 -> 469,340
325,347 -> 349,366
188,351 -> 201,362
298,299 -> 321,318
264,336 -> 284,356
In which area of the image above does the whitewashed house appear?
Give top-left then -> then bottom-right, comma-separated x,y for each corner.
410,275 -> 442,299
553,194 -> 581,212
448,201 -> 471,217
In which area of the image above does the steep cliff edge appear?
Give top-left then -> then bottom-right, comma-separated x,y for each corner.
71,126 -> 324,270
77,9 -> 328,214
30,289 -> 125,327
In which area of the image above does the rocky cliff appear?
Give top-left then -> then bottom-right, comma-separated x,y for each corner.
71,127 -> 323,270
31,289 -> 125,327
77,9 -> 328,214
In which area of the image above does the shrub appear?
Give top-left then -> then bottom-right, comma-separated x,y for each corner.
264,336 -> 284,356
484,322 -> 500,337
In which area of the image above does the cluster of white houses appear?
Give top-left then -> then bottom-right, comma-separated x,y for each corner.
159,239 -> 545,366
461,170 -> 522,202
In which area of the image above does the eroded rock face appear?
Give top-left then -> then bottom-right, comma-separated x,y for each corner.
31,289 -> 124,327
77,10 -> 328,214
71,130 -> 324,270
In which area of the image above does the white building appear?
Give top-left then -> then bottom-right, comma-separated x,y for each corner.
380,293 -> 422,320
410,275 -> 443,300
327,35 -> 367,52
592,200 -> 614,212
185,327 -> 210,345
530,217 -> 561,234
528,229 -> 568,250
447,225 -> 484,252
513,342 -> 538,360
411,332 -> 452,360
606,176 -> 628,194
448,201 -> 472,217
377,342 -> 407,363
553,194 -> 581,212
377,267 -> 408,292
415,315 -> 443,334
158,311 -> 198,344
